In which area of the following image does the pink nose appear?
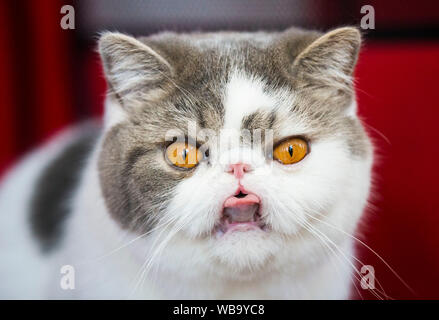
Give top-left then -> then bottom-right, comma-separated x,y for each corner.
227,163 -> 251,179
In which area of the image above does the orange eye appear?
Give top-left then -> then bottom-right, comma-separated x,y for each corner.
165,142 -> 202,169
273,138 -> 308,165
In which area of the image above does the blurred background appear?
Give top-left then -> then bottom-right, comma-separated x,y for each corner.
1,0 -> 439,299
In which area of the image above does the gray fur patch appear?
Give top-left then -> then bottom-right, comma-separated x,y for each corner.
30,125 -> 100,253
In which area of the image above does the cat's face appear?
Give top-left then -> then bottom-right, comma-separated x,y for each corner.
98,27 -> 372,277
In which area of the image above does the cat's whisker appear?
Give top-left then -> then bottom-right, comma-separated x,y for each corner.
129,214 -> 183,294
271,197 -> 382,299
362,122 -> 391,146
301,207 -> 412,296
130,210 -> 196,297
303,208 -> 392,299
138,220 -> 192,294
294,216 -> 367,300
129,180 -> 211,296
297,215 -> 390,300
76,200 -> 178,268
270,203 -> 365,299
147,214 -> 197,290
268,193 -> 389,299
144,185 -> 225,285
306,209 -> 413,294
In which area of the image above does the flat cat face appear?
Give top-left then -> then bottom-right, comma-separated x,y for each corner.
97,27 -> 372,277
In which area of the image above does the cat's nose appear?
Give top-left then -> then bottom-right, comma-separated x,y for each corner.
226,163 -> 252,179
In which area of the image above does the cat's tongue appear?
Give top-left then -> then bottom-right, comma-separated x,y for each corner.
223,193 -> 259,208
222,194 -> 260,224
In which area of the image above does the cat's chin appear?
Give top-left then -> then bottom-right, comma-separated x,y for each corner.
213,221 -> 268,238
214,225 -> 267,239
207,228 -> 282,279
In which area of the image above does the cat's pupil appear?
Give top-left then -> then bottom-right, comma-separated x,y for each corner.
288,145 -> 294,157
182,149 -> 188,162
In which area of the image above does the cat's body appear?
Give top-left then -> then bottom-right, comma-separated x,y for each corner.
0,27 -> 372,299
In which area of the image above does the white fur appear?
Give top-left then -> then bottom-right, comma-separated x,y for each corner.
223,70 -> 277,130
0,127 -> 90,298
0,72 -> 372,299
103,96 -> 128,129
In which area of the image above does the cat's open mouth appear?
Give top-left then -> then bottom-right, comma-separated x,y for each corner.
215,189 -> 266,237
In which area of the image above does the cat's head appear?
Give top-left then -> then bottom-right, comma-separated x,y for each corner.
97,27 -> 372,278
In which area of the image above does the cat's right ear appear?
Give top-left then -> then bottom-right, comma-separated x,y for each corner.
290,27 -> 361,109
98,32 -> 173,107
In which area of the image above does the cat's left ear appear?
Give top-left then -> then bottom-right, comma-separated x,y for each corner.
291,27 -> 361,107
98,32 -> 173,107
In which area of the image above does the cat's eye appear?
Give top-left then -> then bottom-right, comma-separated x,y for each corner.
273,137 -> 308,165
165,142 -> 203,169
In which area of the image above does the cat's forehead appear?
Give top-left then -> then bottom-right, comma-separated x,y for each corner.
222,71 -> 278,130
139,68 -> 293,135
136,40 -> 295,130
134,29 -> 328,131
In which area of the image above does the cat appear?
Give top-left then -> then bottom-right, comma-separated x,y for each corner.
0,26 -> 373,299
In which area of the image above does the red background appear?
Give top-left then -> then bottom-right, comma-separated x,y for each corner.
0,1 -> 438,299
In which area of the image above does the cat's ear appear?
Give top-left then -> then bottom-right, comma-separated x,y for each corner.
98,32 -> 172,106
291,27 -> 361,106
